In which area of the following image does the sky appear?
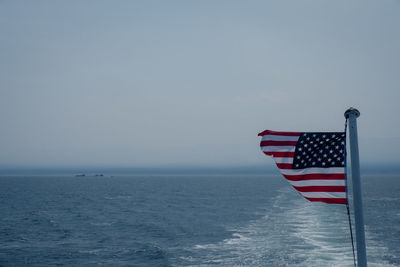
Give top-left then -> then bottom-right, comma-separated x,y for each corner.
1,1 -> 399,169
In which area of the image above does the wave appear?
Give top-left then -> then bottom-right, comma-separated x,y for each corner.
186,187 -> 396,266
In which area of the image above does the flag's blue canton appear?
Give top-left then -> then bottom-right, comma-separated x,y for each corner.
293,132 -> 346,169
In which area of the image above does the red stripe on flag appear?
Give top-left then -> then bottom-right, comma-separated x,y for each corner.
276,163 -> 293,169
304,197 -> 347,204
258,130 -> 302,136
260,141 -> 297,147
263,151 -> 295,158
283,173 -> 345,181
293,186 -> 346,192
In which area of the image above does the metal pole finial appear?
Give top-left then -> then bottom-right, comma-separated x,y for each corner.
344,107 -> 360,119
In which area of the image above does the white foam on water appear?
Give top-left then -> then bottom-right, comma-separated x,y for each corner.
185,187 -> 397,266
78,248 -> 104,255
104,195 -> 132,200
274,191 -> 396,266
193,244 -> 216,250
223,233 -> 251,245
284,200 -> 355,266
187,188 -> 297,266
179,256 -> 196,262
364,227 -> 397,267
89,222 -> 114,226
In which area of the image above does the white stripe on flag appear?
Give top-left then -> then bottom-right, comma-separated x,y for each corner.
300,192 -> 346,199
261,135 -> 300,141
289,180 -> 345,187
273,157 -> 293,164
262,146 -> 296,152
280,167 -> 345,175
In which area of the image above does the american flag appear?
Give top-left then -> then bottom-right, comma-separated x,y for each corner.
258,130 -> 347,204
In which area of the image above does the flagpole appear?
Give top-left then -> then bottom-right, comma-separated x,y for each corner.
344,107 -> 367,267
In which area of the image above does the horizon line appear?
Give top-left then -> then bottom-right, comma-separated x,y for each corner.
0,163 -> 399,175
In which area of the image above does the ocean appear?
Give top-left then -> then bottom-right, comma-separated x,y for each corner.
0,174 -> 399,266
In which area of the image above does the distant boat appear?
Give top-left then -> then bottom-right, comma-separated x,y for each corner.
94,174 -> 104,177
75,174 -> 86,177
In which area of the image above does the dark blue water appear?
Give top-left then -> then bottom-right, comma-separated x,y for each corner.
0,174 -> 399,266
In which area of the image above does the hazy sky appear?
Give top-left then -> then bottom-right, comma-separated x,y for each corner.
1,1 -> 399,168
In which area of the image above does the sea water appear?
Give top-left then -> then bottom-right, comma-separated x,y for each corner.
0,174 -> 399,266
